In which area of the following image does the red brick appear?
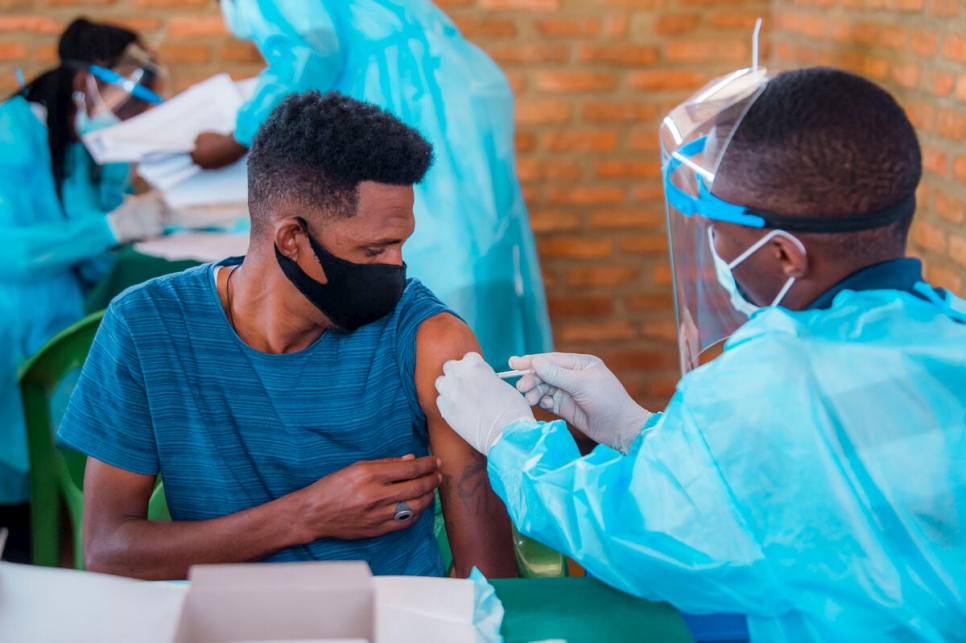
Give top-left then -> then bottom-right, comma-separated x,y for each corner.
666,40 -> 747,62
486,43 -> 568,65
943,34 -> 966,63
828,18 -> 851,42
628,129 -> 660,151
219,42 -> 263,64
516,159 -> 582,182
910,30 -> 939,57
626,293 -> 676,310
538,237 -> 614,258
548,186 -> 625,205
915,220 -> 947,252
950,235 -> 966,267
133,0 -> 207,6
641,319 -> 677,340
892,62 -> 920,89
600,0 -> 661,6
567,265 -> 640,286
579,44 -> 659,66
620,235 -> 668,254
452,17 -> 517,38
35,42 -> 57,63
604,16 -> 630,37
159,43 -> 211,64
906,101 -> 937,130
0,42 -> 27,61
595,160 -> 661,178
938,109 -> 966,139
927,0 -> 960,15
633,184 -> 665,201
536,71 -> 616,93
853,22 -> 878,45
516,99 -> 572,124
528,210 -> 582,233
878,25 -> 906,50
505,71 -> 527,93
559,320 -> 636,343
654,14 -> 700,35
928,70 -> 955,96
923,146 -> 949,177
954,156 -> 966,183
42,0 -> 116,5
515,132 -> 536,153
168,16 -> 227,38
934,190 -> 965,223
601,349 -> 678,371
628,69 -> 708,91
582,101 -> 658,122
544,130 -> 619,152
896,0 -> 924,7
547,296 -> 614,317
0,16 -> 63,33
534,18 -> 599,37
863,56 -> 890,79
591,209 -> 664,228
709,13 -> 762,30
653,264 -> 673,286
480,0 -> 559,8
108,17 -> 164,32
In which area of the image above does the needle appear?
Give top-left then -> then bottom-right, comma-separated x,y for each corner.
496,369 -> 535,379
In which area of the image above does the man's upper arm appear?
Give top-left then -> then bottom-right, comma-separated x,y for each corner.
57,304 -> 159,475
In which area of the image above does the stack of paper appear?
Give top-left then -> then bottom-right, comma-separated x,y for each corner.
82,75 -> 256,222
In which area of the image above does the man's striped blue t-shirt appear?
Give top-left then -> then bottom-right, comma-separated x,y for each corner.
58,257 -> 449,576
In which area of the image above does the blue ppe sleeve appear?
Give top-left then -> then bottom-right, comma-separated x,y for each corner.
487,412 -> 790,617
0,214 -> 115,283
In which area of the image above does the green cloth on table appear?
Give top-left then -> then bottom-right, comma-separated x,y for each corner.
491,577 -> 694,643
85,248 -> 201,313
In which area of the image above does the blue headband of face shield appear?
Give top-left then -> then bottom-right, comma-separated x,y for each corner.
88,64 -> 164,105
663,136 -> 917,233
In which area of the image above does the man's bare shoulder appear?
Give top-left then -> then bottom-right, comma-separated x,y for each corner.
415,312 -> 479,366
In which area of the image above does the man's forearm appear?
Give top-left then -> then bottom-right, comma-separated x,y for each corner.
86,491 -> 309,580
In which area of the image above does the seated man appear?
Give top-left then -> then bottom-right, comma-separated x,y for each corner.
58,91 -> 517,580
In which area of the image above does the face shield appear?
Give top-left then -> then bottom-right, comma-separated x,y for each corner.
81,43 -> 166,122
661,67 -> 770,374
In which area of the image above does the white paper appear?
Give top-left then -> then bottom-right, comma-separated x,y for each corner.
164,156 -> 249,208
0,563 -> 188,643
134,232 -> 249,263
374,576 -> 476,643
83,74 -> 243,164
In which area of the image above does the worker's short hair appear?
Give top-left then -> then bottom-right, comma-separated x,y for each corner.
715,67 -> 922,258
247,91 -> 433,231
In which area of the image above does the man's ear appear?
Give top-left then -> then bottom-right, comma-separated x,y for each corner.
274,217 -> 306,260
773,235 -> 809,280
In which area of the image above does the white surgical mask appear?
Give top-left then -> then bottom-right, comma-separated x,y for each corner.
73,92 -> 120,138
708,225 -> 806,317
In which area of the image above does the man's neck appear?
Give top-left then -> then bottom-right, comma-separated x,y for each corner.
220,253 -> 334,354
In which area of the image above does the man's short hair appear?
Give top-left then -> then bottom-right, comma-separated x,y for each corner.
247,91 -> 434,232
715,67 -> 922,258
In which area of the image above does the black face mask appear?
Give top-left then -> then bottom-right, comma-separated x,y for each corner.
275,217 -> 407,332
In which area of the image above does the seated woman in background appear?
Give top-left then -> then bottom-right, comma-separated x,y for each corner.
0,18 -> 168,535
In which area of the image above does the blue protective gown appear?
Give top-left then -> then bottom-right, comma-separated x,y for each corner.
0,96 -> 128,504
227,0 -> 552,367
488,286 -> 966,642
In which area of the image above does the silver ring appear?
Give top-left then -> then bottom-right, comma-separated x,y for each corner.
393,501 -> 414,522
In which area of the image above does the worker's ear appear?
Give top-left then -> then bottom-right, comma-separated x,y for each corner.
773,235 -> 809,280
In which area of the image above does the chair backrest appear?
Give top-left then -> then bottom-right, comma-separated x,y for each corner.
19,311 -> 105,567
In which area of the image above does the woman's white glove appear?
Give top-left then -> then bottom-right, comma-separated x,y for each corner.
510,353 -> 651,454
107,191 -> 168,244
435,352 -> 535,455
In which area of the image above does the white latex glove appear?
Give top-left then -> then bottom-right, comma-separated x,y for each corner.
107,191 -> 168,244
435,352 -> 535,455
510,353 -> 652,454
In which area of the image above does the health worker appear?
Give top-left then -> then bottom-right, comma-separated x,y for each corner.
0,19 -> 168,508
435,66 -> 966,642
190,0 -> 552,370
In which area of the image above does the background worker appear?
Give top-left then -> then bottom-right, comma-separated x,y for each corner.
435,67 -> 966,641
191,0 -> 552,372
0,18 -> 168,555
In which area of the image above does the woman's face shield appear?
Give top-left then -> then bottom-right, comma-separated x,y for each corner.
660,68 -> 769,374
83,43 -> 166,122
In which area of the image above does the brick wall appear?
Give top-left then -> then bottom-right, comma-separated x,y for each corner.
2,1 -> 961,410
772,0 -> 966,296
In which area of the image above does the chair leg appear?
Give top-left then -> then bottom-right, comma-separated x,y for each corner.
29,483 -> 60,567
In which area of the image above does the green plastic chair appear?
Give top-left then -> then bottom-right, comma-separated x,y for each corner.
433,494 -> 567,578
19,310 -> 170,569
